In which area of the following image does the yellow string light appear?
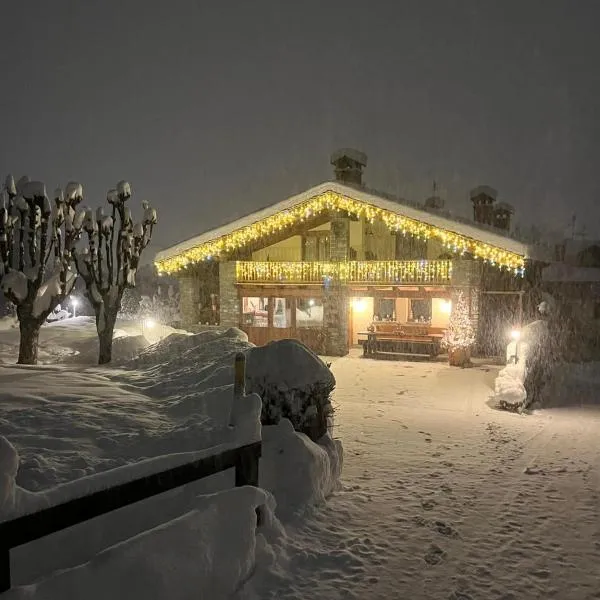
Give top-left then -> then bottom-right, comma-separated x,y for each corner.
235,260 -> 452,285
155,190 -> 525,274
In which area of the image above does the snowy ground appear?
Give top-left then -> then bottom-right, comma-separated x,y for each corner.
1,318 -> 600,599
241,352 -> 600,600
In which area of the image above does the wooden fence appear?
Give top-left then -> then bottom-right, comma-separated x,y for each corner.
0,353 -> 259,593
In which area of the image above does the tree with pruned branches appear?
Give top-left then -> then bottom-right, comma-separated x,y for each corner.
72,181 -> 157,364
0,175 -> 83,364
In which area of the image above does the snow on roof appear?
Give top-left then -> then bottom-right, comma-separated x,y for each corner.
155,181 -> 529,268
542,262 -> 600,283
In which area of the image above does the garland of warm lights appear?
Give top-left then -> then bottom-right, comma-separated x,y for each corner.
236,260 -> 452,285
155,190 -> 526,274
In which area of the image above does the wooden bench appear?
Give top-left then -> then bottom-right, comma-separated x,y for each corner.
357,322 -> 444,360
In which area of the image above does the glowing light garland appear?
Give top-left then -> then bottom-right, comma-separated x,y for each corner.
155,191 -> 526,275
236,260 -> 452,285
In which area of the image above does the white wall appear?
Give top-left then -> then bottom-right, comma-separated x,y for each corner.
395,298 -> 409,322
252,236 -> 302,261
350,297 -> 374,345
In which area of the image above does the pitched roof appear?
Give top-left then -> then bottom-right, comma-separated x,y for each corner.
155,181 -> 529,273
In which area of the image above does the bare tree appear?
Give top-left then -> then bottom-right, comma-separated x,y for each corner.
72,181 -> 157,364
0,175 -> 82,364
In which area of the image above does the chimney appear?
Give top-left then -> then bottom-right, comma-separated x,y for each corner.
424,195 -> 444,210
470,185 -> 497,225
493,202 -> 513,232
330,148 -> 367,186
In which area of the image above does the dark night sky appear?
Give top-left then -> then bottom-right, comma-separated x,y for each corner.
1,0 -> 599,255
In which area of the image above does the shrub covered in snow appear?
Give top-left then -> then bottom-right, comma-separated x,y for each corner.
246,339 -> 335,442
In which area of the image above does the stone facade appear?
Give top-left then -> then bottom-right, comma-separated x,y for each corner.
219,262 -> 240,327
179,275 -> 201,327
329,215 -> 350,262
322,280 -> 349,356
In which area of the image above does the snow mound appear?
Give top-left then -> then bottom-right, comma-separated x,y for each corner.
261,420 -> 343,520
65,334 -> 150,365
4,486 -> 282,600
493,363 -> 526,408
246,338 -> 334,392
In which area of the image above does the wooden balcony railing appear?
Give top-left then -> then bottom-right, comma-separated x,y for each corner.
235,260 -> 452,285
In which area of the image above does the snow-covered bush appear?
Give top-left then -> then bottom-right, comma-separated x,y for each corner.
72,181 -> 157,364
0,175 -> 81,364
246,339 -> 335,442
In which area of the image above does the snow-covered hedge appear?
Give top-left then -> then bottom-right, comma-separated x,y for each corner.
246,339 -> 335,442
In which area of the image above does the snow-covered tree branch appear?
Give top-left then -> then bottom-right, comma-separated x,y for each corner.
72,181 -> 157,364
0,175 -> 82,364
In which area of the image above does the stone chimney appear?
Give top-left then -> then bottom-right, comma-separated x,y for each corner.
330,148 -> 367,186
493,202 -> 514,232
470,185 -> 497,225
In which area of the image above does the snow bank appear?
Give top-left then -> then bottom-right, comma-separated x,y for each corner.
4,486 -> 283,600
261,420 -> 342,520
0,323 -> 343,596
246,339 -> 334,392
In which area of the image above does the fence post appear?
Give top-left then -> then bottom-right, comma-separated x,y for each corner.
0,546 -> 10,593
235,445 -> 259,488
234,352 -> 246,398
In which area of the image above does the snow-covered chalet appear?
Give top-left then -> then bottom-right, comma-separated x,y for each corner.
155,150 -> 530,357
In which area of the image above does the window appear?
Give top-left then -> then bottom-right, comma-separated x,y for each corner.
242,297 -> 269,327
296,298 -> 323,327
303,232 -> 330,261
594,302 -> 600,320
374,298 -> 395,321
409,298 -> 432,323
273,297 -> 292,328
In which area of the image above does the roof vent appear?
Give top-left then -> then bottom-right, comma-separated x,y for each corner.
330,148 -> 367,186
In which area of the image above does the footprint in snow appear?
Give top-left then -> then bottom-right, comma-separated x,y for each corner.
434,521 -> 460,538
449,592 -> 474,600
421,499 -> 436,511
424,544 -> 445,565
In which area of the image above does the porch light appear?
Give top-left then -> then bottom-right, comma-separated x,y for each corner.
440,299 -> 452,314
143,318 -> 156,330
510,329 -> 521,340
352,298 -> 367,312
308,299 -> 315,307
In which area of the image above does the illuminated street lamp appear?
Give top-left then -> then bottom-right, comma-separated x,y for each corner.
70,297 -> 79,318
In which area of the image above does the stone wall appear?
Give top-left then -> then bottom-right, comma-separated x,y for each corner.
322,279 -> 349,356
329,215 -> 350,262
178,275 -> 201,327
219,261 -> 239,327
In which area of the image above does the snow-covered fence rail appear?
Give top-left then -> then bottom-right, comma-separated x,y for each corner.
0,431 -> 260,592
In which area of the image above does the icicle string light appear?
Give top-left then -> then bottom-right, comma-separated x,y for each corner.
155,191 -> 526,274
235,260 -> 452,285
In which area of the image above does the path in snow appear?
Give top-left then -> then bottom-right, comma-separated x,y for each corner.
244,352 -> 600,600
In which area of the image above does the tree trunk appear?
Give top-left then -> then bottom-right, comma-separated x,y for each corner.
97,308 -> 118,365
18,317 -> 42,365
